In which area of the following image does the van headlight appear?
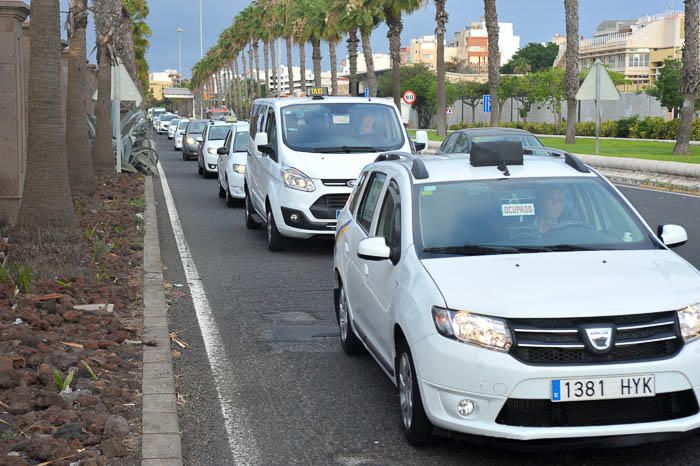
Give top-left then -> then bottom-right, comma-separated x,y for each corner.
207,147 -> 217,154
232,164 -> 246,174
432,307 -> 513,352
678,303 -> 700,343
281,166 -> 315,192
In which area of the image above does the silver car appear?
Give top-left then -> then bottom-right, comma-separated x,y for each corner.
197,121 -> 231,177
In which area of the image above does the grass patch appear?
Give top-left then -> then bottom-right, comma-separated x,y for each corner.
408,129 -> 445,141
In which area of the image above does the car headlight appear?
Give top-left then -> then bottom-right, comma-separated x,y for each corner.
281,166 -> 315,192
187,137 -> 195,144
207,147 -> 217,155
232,164 -> 246,174
432,307 -> 513,352
678,303 -> 700,343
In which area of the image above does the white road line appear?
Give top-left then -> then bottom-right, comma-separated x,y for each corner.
157,162 -> 261,465
617,184 -> 700,199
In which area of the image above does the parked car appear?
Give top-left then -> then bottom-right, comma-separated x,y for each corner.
437,127 -> 548,155
244,95 -> 427,251
217,122 -> 250,206
197,121 -> 231,177
174,119 -> 189,151
182,119 -> 208,160
167,119 -> 180,139
333,144 -> 698,447
157,113 -> 178,134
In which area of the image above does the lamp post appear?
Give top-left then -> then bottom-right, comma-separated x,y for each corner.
176,27 -> 184,82
199,0 -> 203,58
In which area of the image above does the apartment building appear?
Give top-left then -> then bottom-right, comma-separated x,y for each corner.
450,20 -> 520,72
407,35 -> 459,70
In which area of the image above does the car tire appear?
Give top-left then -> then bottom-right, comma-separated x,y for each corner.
336,282 -> 363,356
225,178 -> 237,208
244,188 -> 260,230
198,162 -> 203,175
182,152 -> 187,160
266,208 -> 286,252
218,179 -> 226,198
397,341 -> 434,446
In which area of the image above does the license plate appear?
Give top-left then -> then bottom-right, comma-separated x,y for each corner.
336,209 -> 342,219
551,375 -> 655,402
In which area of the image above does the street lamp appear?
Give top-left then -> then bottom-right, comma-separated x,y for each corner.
199,0 -> 203,59
176,27 -> 184,82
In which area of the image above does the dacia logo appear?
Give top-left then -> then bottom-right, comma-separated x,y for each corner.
584,327 -> 614,352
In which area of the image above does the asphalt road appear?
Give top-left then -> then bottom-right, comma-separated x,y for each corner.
152,133 -> 700,466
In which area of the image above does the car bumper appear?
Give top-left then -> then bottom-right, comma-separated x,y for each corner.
183,144 -> 198,157
270,184 -> 351,239
226,171 -> 245,199
411,334 -> 700,441
174,139 -> 183,149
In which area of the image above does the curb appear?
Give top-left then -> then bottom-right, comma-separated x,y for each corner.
141,176 -> 183,466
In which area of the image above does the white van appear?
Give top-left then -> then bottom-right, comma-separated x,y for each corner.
244,95 -> 427,251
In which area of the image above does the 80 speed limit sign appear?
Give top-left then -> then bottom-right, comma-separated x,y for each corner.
402,90 -> 416,105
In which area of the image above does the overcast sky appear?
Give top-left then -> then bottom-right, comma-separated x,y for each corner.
55,0 -> 677,79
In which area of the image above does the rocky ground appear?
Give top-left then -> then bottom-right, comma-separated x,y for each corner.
0,174 -> 145,465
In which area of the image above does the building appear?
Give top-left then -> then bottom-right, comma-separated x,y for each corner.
407,35 -> 459,70
450,20 -> 520,73
569,11 -> 684,88
340,53 -> 391,75
149,69 -> 181,100
268,66 -> 315,96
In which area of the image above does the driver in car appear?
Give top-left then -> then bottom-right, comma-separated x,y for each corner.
536,185 -> 566,235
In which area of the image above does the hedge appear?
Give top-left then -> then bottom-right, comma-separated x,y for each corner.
448,116 -> 700,141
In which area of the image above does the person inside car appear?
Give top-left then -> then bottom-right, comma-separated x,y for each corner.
536,185 -> 566,234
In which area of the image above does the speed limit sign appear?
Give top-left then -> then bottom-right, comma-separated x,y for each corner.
402,90 -> 416,105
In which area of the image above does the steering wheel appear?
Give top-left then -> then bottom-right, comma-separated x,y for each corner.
544,221 -> 595,236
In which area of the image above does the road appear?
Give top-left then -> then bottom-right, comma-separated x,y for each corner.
152,134 -> 700,465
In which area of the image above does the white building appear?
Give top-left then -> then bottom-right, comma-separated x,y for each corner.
340,53 -> 391,75
450,20 -> 520,71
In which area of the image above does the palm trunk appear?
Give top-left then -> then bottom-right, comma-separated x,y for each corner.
264,39 -> 270,96
312,38 -> 322,87
242,53 -> 250,116
286,36 -> 294,95
564,0 -> 579,144
673,0 -> 699,155
329,39 -> 338,95
65,0 -> 96,197
385,8 -> 402,108
348,27 -> 359,95
360,28 -> 376,97
233,58 -> 241,117
93,44 -> 113,175
270,39 -> 278,96
299,41 -> 307,94
484,0 -> 500,126
253,41 -> 262,98
247,45 -> 255,105
435,0 -> 448,136
117,2 -> 138,88
14,0 -> 81,279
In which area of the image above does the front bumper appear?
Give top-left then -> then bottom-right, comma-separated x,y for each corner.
226,171 -> 245,199
411,334 -> 700,441
183,143 -> 199,157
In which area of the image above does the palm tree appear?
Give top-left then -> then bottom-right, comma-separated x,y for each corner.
673,0 -> 700,155
14,0 -> 81,278
347,27 -> 359,95
435,0 -> 448,136
483,0 -> 500,126
564,0 -> 579,144
384,0 -> 423,107
292,5 -> 309,94
324,10 -> 342,95
65,0 -> 96,197
339,0 -> 383,96
304,0 -> 327,88
284,0 -> 295,95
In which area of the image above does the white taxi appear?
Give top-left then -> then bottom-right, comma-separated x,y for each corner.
333,142 -> 700,447
217,122 -> 250,207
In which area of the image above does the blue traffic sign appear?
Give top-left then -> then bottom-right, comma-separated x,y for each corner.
483,94 -> 492,113
364,88 -> 370,98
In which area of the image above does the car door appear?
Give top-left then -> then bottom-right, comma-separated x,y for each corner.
345,171 -> 387,350
218,130 -> 232,187
257,107 -> 280,214
363,179 -> 402,361
248,105 -> 267,211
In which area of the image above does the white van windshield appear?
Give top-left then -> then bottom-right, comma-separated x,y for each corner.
280,103 -> 404,153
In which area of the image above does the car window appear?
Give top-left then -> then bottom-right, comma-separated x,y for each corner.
266,108 -> 277,148
223,130 -> 232,152
451,133 -> 469,153
233,131 -> 249,152
347,171 -> 369,215
250,104 -> 266,138
469,134 -> 544,151
440,133 -> 458,153
189,121 -> 206,134
356,172 -> 387,232
376,180 -> 401,260
208,125 -> 232,140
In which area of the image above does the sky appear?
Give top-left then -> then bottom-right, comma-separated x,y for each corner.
56,0 -> 678,79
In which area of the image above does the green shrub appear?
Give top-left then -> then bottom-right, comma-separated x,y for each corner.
600,120 -> 617,137
615,116 -> 639,138
575,122 -> 596,136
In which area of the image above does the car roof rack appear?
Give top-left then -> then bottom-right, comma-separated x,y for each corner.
374,151 -> 429,180
523,147 -> 590,173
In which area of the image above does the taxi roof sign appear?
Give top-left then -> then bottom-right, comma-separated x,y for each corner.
308,87 -> 329,97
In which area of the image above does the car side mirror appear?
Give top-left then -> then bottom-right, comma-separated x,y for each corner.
255,132 -> 269,153
217,147 -> 228,155
196,136 -> 203,143
658,224 -> 688,247
357,237 -> 391,261
414,130 -> 429,151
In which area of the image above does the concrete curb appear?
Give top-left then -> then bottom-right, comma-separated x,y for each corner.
141,176 -> 183,466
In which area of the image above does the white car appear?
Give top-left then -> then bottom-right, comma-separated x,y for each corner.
174,119 -> 189,151
197,121 -> 231,177
217,122 -> 250,207
167,118 -> 180,139
157,113 -> 177,134
333,143 -> 700,447
244,95 -> 427,251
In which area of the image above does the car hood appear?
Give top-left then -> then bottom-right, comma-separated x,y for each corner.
285,151 -> 383,180
421,250 -> 700,318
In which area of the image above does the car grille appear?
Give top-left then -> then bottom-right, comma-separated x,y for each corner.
309,194 -> 350,220
508,311 -> 682,365
496,390 -> 699,427
321,179 -> 354,187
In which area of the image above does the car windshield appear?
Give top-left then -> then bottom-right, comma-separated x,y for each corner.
280,103 -> 404,153
233,131 -> 249,152
188,121 -> 206,133
177,121 -> 189,131
207,125 -> 231,140
160,114 -> 177,121
416,177 -> 659,255
470,134 -> 543,148
170,119 -> 180,126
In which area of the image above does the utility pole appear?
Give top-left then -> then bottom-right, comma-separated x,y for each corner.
177,28 -> 184,82
199,0 -> 204,58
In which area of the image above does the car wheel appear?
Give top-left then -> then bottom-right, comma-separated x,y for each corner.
218,178 -> 226,198
397,341 -> 434,446
182,152 -> 187,160
225,178 -> 237,208
337,282 -> 363,355
244,188 -> 260,230
266,208 -> 286,252
198,162 -> 203,175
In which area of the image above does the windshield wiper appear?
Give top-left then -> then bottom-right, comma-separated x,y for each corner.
312,146 -> 382,153
423,245 -> 522,256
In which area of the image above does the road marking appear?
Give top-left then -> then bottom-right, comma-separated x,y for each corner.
157,161 -> 261,465
617,184 -> 700,199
